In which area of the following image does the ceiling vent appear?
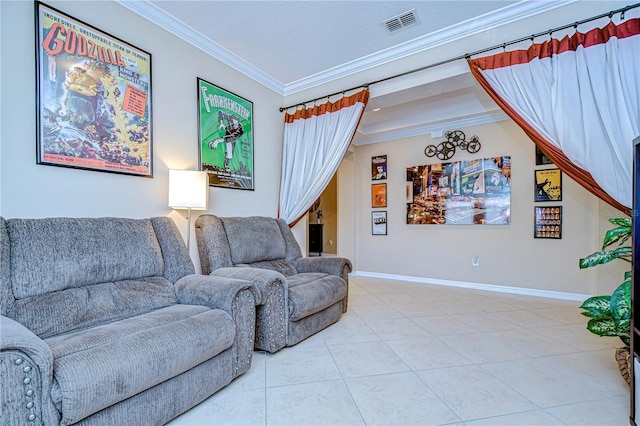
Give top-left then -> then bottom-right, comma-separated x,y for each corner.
382,9 -> 419,34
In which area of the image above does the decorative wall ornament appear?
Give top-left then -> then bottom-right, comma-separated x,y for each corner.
424,130 -> 481,160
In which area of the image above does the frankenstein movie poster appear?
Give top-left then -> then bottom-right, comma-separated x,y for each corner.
198,78 -> 254,190
36,3 -> 152,176
406,156 -> 511,225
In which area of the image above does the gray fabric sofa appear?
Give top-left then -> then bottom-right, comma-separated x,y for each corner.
195,214 -> 351,353
0,216 -> 259,425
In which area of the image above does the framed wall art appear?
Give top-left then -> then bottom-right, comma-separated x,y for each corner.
534,206 -> 562,239
406,156 -> 511,225
372,155 -> 387,180
35,2 -> 153,177
535,145 -> 553,165
198,78 -> 254,190
535,168 -> 562,202
372,211 -> 387,235
371,183 -> 387,208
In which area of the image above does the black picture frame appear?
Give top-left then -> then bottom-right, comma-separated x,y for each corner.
534,206 -> 562,239
198,78 -> 254,190
535,168 -> 562,202
535,145 -> 553,165
372,183 -> 387,208
372,155 -> 387,180
372,211 -> 387,235
35,2 -> 153,177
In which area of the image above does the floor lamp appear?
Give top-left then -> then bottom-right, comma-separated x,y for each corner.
168,170 -> 209,250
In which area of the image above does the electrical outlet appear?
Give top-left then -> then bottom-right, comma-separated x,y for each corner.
472,256 -> 479,267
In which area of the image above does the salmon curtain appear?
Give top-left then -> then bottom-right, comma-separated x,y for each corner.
468,17 -> 640,213
279,90 -> 370,226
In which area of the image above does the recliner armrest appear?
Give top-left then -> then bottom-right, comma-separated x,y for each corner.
174,274 -> 260,377
291,257 -> 352,282
1,315 -> 59,425
208,267 -> 289,353
174,274 -> 260,312
208,267 -> 287,305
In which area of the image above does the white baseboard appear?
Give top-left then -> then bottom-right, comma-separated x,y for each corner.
351,270 -> 590,302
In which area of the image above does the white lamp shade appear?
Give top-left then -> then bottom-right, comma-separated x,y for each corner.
168,170 -> 209,210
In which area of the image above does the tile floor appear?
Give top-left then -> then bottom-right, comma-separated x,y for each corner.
169,275 -> 630,426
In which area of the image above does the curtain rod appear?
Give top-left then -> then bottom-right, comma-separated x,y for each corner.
279,2 -> 640,113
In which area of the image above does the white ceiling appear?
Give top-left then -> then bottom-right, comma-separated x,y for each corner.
115,0 -> 628,145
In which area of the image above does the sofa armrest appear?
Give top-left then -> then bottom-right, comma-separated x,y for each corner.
174,274 -> 259,312
174,274 -> 259,377
1,315 -> 59,425
208,267 -> 288,353
208,267 -> 287,305
292,257 -> 352,281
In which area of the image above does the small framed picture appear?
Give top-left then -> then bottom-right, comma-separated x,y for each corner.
534,168 -> 562,202
534,206 -> 562,239
372,155 -> 387,180
535,146 -> 553,165
372,183 -> 387,208
372,211 -> 387,235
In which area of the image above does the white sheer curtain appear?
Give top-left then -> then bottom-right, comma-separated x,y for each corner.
279,90 -> 369,225
469,18 -> 640,210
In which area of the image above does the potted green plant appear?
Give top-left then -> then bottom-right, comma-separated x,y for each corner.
579,217 -> 631,384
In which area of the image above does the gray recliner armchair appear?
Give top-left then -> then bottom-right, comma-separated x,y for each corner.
195,214 -> 351,353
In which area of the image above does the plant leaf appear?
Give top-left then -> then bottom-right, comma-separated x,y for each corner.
609,217 -> 632,227
611,281 -> 631,322
579,247 -> 632,268
602,226 -> 632,249
586,318 -> 628,339
625,271 -> 632,280
579,295 -> 611,319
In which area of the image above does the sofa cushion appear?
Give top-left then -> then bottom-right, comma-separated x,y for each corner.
222,217 -> 287,264
46,304 -> 235,425
7,218 -> 164,299
9,277 -> 178,339
287,274 -> 347,321
236,259 -> 297,277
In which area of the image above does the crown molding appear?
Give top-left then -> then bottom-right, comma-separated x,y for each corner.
116,0 -> 574,97
114,0 -> 285,95
283,0 -> 575,95
352,110 -> 509,146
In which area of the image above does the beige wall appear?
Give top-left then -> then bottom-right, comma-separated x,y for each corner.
348,120 -> 628,297
0,1 -> 284,271
1,1 -> 629,296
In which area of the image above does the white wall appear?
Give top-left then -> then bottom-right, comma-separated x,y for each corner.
349,120 -> 628,297
0,1 -> 284,269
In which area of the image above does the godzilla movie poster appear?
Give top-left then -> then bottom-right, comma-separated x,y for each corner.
198,78 -> 254,190
36,3 -> 152,176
